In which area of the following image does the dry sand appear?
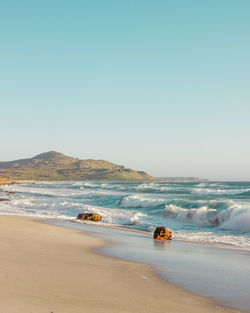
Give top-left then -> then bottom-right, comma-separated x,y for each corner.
0,216 -> 245,313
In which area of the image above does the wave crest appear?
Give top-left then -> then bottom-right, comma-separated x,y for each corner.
165,203 -> 250,232
120,195 -> 165,208
136,183 -> 169,192
192,188 -> 250,195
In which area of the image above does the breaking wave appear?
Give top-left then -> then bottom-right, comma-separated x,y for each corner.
135,183 -> 169,192
164,202 -> 250,232
192,188 -> 250,195
1,180 -> 250,248
120,195 -> 166,208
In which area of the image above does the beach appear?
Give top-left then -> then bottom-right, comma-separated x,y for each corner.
0,215 -> 246,313
1,0 -> 249,311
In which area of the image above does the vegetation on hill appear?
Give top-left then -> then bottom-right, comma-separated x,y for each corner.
0,151 -> 156,181
0,177 -> 13,185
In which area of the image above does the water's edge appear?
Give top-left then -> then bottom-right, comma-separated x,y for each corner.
46,219 -> 250,312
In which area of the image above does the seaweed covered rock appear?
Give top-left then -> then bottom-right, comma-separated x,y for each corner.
153,226 -> 172,240
77,212 -> 102,222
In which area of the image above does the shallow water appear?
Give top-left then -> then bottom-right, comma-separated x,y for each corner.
51,220 -> 250,312
1,180 -> 250,248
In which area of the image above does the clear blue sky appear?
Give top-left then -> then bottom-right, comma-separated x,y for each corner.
1,0 -> 250,180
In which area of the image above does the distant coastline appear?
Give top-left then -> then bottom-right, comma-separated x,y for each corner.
159,177 -> 209,182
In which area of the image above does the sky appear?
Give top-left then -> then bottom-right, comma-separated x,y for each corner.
0,0 -> 250,180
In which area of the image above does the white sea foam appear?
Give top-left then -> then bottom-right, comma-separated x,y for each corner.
173,231 -> 250,248
165,204 -> 216,225
136,183 -> 169,192
121,195 -> 166,208
218,206 -> 250,233
165,202 -> 250,232
196,183 -> 206,187
0,191 -> 147,227
100,183 -> 125,190
72,204 -> 147,226
196,183 -> 221,187
192,188 -> 250,195
71,182 -> 98,188
2,184 -> 120,198
82,182 -> 98,187
2,184 -> 79,197
0,197 -> 75,220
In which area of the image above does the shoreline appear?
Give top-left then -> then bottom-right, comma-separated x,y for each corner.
0,215 -> 246,313
50,219 -> 250,312
0,178 -> 34,185
74,219 -> 250,252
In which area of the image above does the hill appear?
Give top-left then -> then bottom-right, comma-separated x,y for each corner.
0,151 -> 156,181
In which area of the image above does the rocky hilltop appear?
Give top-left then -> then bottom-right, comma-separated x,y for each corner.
0,151 -> 156,181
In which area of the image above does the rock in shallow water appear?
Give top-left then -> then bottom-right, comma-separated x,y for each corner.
153,226 -> 172,240
77,212 -> 102,222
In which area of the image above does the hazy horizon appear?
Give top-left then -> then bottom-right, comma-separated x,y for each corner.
1,1 -> 250,181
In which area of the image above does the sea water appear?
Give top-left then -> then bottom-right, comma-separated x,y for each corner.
1,181 -> 250,249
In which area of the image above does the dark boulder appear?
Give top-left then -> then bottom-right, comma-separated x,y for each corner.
77,212 -> 102,222
153,226 -> 172,240
7,191 -> 15,195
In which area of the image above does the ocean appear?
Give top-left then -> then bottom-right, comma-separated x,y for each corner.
1,180 -> 250,249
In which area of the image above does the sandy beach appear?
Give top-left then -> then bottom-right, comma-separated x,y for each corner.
0,216 -> 246,313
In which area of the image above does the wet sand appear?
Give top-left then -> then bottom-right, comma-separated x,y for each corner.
53,220 -> 250,312
0,216 -> 246,313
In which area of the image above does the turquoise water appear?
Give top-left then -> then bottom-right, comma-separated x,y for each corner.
1,181 -> 250,248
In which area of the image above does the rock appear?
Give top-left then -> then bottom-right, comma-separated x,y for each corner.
0,198 -> 10,202
77,212 -> 102,222
153,226 -> 172,240
7,191 -> 15,195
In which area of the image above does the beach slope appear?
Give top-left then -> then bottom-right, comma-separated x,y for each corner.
0,216 -> 244,313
